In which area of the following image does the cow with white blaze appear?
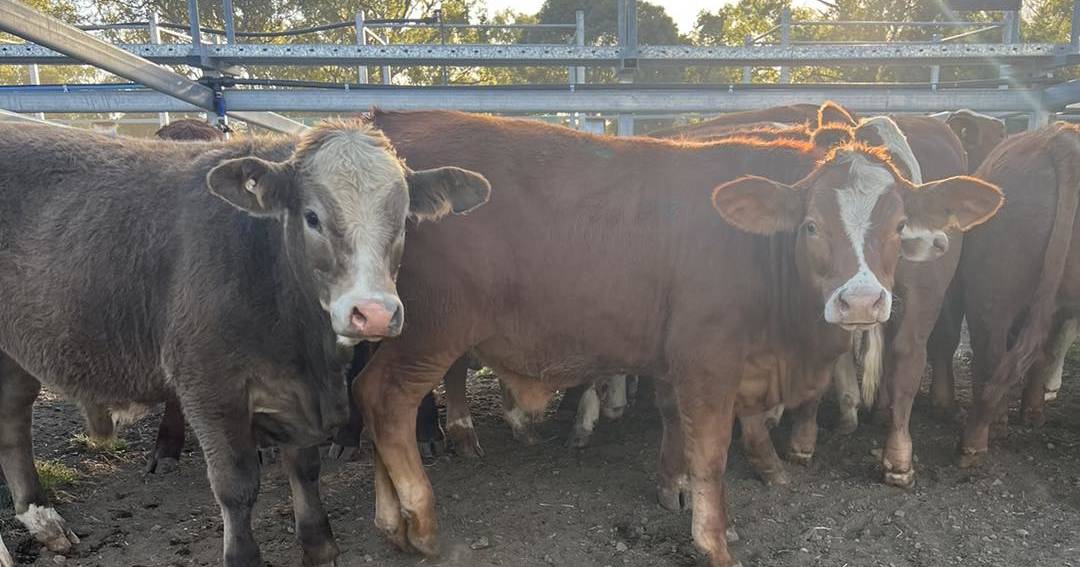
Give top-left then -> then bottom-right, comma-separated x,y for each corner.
0,121 -> 489,567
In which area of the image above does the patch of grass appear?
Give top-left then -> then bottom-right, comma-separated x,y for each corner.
34,460 -> 78,493
69,432 -> 128,455
473,366 -> 497,379
1066,342 -> 1080,366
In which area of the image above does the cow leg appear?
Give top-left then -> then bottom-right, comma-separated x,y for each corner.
832,350 -> 860,435
673,373 -> 740,567
787,396 -> 820,465
1022,316 -> 1078,426
181,391 -> 262,567
443,356 -> 483,458
1043,317 -> 1079,402
281,446 -> 338,567
415,391 -> 443,462
654,379 -> 690,511
599,374 -> 628,420
0,531 -> 13,567
881,342 -> 926,489
959,323 -> 1009,468
145,398 -> 186,474
0,356 -> 79,554
927,282 -> 964,420
566,383 -> 600,449
79,401 -> 116,447
358,353 -> 449,557
739,412 -> 788,486
500,378 -> 552,446
625,375 -> 641,408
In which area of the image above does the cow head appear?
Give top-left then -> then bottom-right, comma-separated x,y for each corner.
945,109 -> 1007,173
207,119 -> 490,345
712,144 -> 1002,329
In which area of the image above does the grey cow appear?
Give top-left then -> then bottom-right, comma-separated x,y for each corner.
0,121 -> 489,566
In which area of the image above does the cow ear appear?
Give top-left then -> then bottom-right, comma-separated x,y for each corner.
207,157 -> 293,217
818,101 -> 856,128
945,112 -> 979,147
811,125 -> 853,151
712,175 -> 803,235
903,175 -> 1003,233
407,166 -> 491,222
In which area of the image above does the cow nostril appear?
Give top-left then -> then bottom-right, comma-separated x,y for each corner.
389,304 -> 403,331
350,306 -> 367,331
874,290 -> 887,309
837,293 -> 850,312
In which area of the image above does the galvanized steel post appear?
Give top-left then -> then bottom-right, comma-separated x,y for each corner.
355,12 -> 368,84
779,7 -> 791,84
222,0 -> 235,44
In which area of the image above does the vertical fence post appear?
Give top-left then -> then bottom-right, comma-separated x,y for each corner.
355,12 -> 368,84
1072,0 -> 1080,50
616,0 -> 636,136
186,0 -> 201,48
930,33 -> 940,92
148,13 -> 169,127
25,63 -> 43,121
999,10 -> 1016,87
779,6 -> 790,84
575,9 -> 585,83
222,0 -> 235,44
742,34 -> 752,84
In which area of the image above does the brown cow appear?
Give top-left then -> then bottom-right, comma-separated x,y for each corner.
647,101 -> 857,139
0,120 -> 489,566
357,109 -> 1001,566
957,123 -> 1080,467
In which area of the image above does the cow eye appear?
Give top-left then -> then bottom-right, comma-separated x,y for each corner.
803,220 -> 818,236
896,220 -> 907,234
304,210 -> 321,231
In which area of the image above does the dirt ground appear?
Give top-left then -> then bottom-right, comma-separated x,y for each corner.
3,346 -> 1080,567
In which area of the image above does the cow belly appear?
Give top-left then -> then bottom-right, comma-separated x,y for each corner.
475,337 -> 647,392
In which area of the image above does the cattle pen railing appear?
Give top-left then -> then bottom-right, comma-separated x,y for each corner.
0,0 -> 1078,134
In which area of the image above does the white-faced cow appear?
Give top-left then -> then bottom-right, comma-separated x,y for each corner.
355,109 -> 1001,567
0,120 -> 489,566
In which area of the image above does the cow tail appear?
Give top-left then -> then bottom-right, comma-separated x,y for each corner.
860,326 -> 884,405
998,125 -> 1080,387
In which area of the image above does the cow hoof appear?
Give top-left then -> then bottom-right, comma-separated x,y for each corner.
377,519 -> 412,553
835,418 -> 859,436
564,428 -> 592,449
300,540 -> 340,567
258,446 -> 279,465
958,447 -> 987,469
418,439 -> 442,464
657,476 -> 691,511
760,468 -> 790,487
1044,389 -> 1059,402
17,505 -> 80,554
512,428 -> 542,447
1021,410 -> 1046,428
145,456 -> 179,475
448,424 -> 485,459
407,529 -> 440,558
601,405 -> 626,421
787,450 -> 814,466
883,469 -> 915,489
325,442 -> 361,461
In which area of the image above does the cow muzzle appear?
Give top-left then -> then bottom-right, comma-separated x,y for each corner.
331,293 -> 404,344
825,283 -> 891,329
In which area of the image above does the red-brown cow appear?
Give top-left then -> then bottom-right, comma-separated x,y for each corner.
957,123 -> 1080,467
356,110 -> 1001,566
647,102 -> 858,139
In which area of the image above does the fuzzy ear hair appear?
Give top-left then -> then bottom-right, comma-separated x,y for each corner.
407,166 -> 492,221
206,157 -> 293,217
818,101 -> 857,128
811,126 -> 854,151
712,175 -> 803,235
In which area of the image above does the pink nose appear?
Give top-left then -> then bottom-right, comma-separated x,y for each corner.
836,288 -> 888,324
348,300 -> 402,338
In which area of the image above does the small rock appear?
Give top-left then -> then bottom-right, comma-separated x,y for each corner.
52,555 -> 67,565
870,448 -> 884,459
615,541 -> 628,553
1047,442 -> 1056,450
1015,529 -> 1029,538
991,478 -> 1003,487
894,510 -> 906,519
470,536 -> 491,550
363,554 -> 373,562
543,554 -> 556,564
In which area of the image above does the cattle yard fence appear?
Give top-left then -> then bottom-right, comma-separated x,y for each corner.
0,0 -> 1078,134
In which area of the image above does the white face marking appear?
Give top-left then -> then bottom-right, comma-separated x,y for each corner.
860,116 -> 923,184
899,224 -> 949,262
305,130 -> 408,338
823,155 -> 895,324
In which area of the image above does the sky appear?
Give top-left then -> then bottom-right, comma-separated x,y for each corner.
484,1 -> 824,34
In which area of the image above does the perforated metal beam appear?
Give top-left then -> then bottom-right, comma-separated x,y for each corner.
0,0 -> 306,133
0,41 -> 1075,68
0,85 -> 1048,114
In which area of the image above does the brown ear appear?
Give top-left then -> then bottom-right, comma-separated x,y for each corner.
903,175 -> 1004,232
407,166 -> 491,221
818,101 -> 857,128
945,112 -> 979,148
712,175 -> 804,235
811,125 -> 854,151
206,157 -> 293,217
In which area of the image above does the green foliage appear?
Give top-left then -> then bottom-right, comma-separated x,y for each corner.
70,432 -> 129,456
34,460 -> 78,493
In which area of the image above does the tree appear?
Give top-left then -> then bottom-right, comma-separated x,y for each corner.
0,0 -> 97,84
